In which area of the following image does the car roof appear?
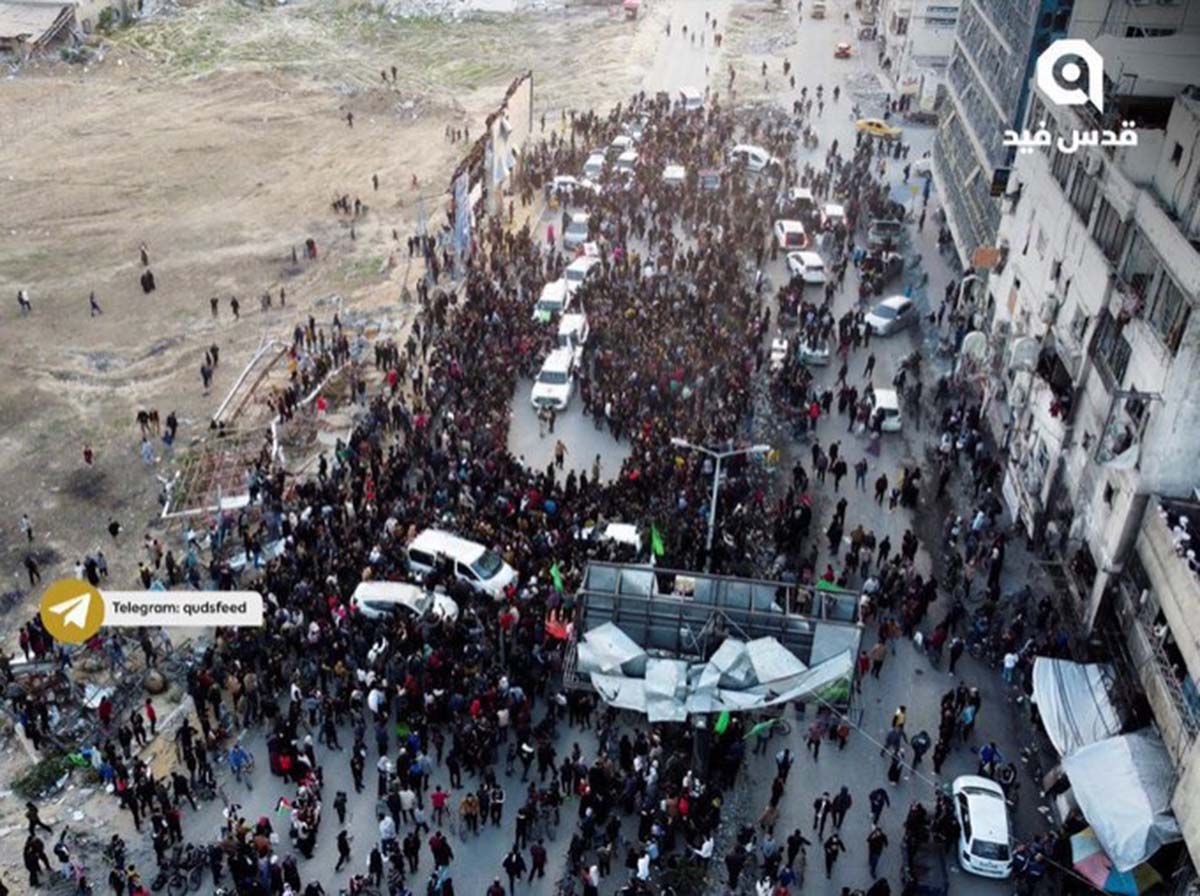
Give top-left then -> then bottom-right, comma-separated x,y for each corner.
824,203 -> 846,214
663,164 -> 686,179
542,347 -> 575,370
351,581 -> 427,605
409,529 -> 485,562
540,279 -> 568,299
612,134 -> 633,144
567,255 -> 600,272
791,251 -> 823,264
617,149 -> 638,161
568,212 -> 589,224
558,313 -> 587,334
585,151 -> 606,162
788,187 -> 815,200
954,776 -> 1009,840
733,143 -> 767,154
776,219 -> 806,231
881,295 -> 911,309
680,86 -> 702,97
874,388 -> 900,409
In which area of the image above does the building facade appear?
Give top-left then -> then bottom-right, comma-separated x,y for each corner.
931,0 -> 1200,268
879,0 -> 960,104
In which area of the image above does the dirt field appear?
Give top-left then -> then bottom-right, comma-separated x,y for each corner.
0,0 -> 669,608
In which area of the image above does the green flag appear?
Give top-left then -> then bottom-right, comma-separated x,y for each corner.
550,562 -> 564,593
714,710 -> 731,735
650,523 -> 665,557
744,719 -> 778,740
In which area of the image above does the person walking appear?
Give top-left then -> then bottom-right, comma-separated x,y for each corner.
867,825 -> 889,878
812,792 -> 832,837
502,848 -> 526,896
335,830 -> 352,871
868,787 -> 890,824
19,514 -> 33,543
831,786 -> 853,829
823,833 -> 846,879
89,292 -> 102,316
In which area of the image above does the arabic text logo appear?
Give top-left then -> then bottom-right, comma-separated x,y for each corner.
1036,39 -> 1104,111
39,579 -> 105,644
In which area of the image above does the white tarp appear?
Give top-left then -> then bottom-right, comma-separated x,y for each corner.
1031,658 -> 1121,757
810,623 -> 861,666
577,622 -> 646,674
590,674 -> 646,713
747,637 -> 808,684
1061,730 -> 1182,871
644,659 -> 690,722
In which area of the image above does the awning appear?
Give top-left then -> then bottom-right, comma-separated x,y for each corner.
1071,827 -> 1162,895
1031,657 -> 1121,757
1062,730 -> 1182,871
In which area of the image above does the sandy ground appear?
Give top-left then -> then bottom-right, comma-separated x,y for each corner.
0,0 -> 672,606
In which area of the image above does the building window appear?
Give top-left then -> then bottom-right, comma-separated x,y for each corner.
1092,309 -> 1132,385
1092,197 -> 1129,262
1120,229 -> 1159,302
1125,25 -> 1177,37
1146,273 -> 1192,354
1171,143 -> 1183,166
1051,149 -> 1073,189
1068,160 -> 1099,223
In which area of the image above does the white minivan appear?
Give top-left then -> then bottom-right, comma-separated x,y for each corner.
405,529 -> 516,599
530,347 -> 576,411
534,279 -> 570,321
564,255 -> 601,297
350,581 -> 459,623
557,312 -> 590,365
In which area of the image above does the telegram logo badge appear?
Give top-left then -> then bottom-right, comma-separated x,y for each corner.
40,579 -> 105,644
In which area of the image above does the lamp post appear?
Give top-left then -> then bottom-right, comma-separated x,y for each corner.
671,438 -> 771,571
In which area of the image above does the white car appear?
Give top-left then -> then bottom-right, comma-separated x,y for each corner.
679,86 -> 704,111
530,347 -> 576,410
557,312 -> 590,365
563,212 -> 591,249
780,186 -> 817,216
662,164 -> 686,187
798,340 -> 831,366
609,134 -> 636,158
533,279 -> 570,321
786,251 -> 827,284
350,581 -> 459,623
773,219 -> 809,250
952,776 -> 1013,879
582,152 -> 606,180
405,529 -> 517,600
769,337 -> 789,372
564,255 -> 601,297
729,143 -> 780,173
865,295 -> 919,335
874,388 -> 903,432
615,149 -> 638,176
580,522 -> 642,552
550,175 -> 598,200
821,203 -> 847,228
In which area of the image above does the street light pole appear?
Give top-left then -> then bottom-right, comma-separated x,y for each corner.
671,438 -> 771,572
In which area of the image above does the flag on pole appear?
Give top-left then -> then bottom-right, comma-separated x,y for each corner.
275,796 -> 292,814
550,562 -> 564,593
743,719 -> 778,740
714,710 -> 731,734
650,523 -> 665,557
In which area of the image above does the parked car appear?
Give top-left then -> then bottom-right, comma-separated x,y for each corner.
779,186 -> 818,221
864,250 -> 904,282
821,202 -> 847,228
770,337 -> 789,372
608,134 -> 636,160
798,338 -> 831,366
812,1 -> 827,17
834,42 -> 852,58
564,255 -> 601,297
563,212 -> 591,249
952,776 -> 1013,879
350,581 -> 459,623
615,149 -> 639,177
679,86 -> 704,111
557,312 -> 590,365
530,347 -> 576,411
867,218 -> 905,251
729,143 -> 780,173
662,164 -> 686,188
873,388 -> 903,432
773,219 -> 809,250
787,250 -> 827,284
699,169 -> 722,192
580,521 -> 643,554
582,151 -> 606,180
533,279 -> 571,321
865,295 -> 919,335
405,529 -> 516,599
855,117 -> 903,140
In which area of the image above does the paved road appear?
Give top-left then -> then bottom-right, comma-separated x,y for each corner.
170,5 -> 1058,896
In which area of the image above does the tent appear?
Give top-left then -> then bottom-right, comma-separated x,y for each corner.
1061,730 -> 1182,871
1031,658 -> 1121,757
1071,827 -> 1162,895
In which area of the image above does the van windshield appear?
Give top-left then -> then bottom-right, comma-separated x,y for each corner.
472,550 -> 504,580
972,840 -> 1010,861
538,370 -> 569,385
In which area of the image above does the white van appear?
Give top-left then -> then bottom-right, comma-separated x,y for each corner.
534,278 -> 570,321
405,529 -> 516,599
557,312 -> 590,365
564,255 -> 601,297
679,86 -> 704,111
875,388 -> 903,433
563,212 -> 591,249
583,151 -> 606,181
615,150 -> 639,176
530,347 -> 576,411
350,581 -> 459,622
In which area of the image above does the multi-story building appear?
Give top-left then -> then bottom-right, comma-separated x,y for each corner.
932,0 -> 1200,268
879,0 -> 961,103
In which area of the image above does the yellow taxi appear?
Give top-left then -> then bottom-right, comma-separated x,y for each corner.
855,117 -> 903,140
